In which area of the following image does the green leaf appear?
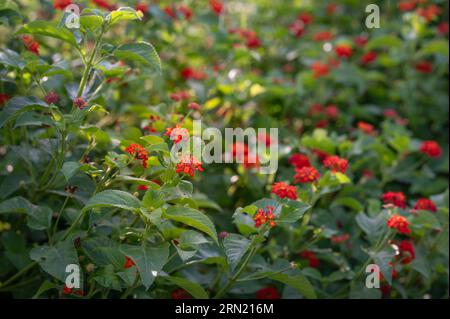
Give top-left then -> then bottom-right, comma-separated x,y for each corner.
0,96 -> 48,128
30,239 -> 79,283
0,197 -> 52,230
83,190 -> 140,213
163,206 -> 218,243
120,243 -> 169,289
165,276 -> 209,299
62,161 -> 82,181
93,265 -> 122,291
331,197 -> 364,212
16,21 -> 78,47
140,135 -> 165,145
278,201 -> 310,223
366,35 -> 402,50
370,247 -> 396,285
115,41 -> 161,73
356,212 -> 385,242
32,280 -> 60,298
411,211 -> 441,230
0,48 -> 25,68
223,233 -> 251,271
417,39 -> 449,57
141,189 -> 165,210
270,273 -> 317,299
80,12 -> 104,31
107,7 -> 143,26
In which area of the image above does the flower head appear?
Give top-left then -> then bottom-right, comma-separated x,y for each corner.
176,154 -> 203,177
171,288 -> 192,299
387,214 -> 411,234
256,287 -> 280,299
53,0 -> 72,10
125,143 -> 149,168
294,166 -> 320,184
299,250 -> 320,268
412,198 -> 437,213
22,35 -> 39,55
331,233 -> 350,245
0,93 -> 11,106
188,102 -> 201,111
124,256 -> 135,269
398,240 -> 415,264
415,61 -> 433,73
419,140 -> 442,158
382,192 -> 407,209
271,182 -> 298,200
73,97 -> 87,110
45,91 -> 59,105
253,206 -> 276,228
335,44 -> 353,58
209,0 -> 224,16
361,51 -> 377,65
357,121 -> 375,135
165,125 -> 189,144
311,61 -> 330,78
323,155 -> 348,174
288,153 -> 311,169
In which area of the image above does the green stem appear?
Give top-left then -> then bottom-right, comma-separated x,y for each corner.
0,262 -> 38,288
120,273 -> 140,299
213,235 -> 260,299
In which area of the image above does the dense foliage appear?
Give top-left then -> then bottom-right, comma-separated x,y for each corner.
0,0 -> 448,299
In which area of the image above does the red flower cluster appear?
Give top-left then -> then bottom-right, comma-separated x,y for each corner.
188,102 -> 201,111
288,12 -> 313,38
125,143 -> 149,168
92,0 -> 116,11
165,125 -> 189,144
311,61 -> 329,78
124,256 -> 135,269
171,288 -> 192,299
413,198 -> 437,212
271,182 -> 298,200
256,287 -> 280,299
361,51 -> 377,65
387,214 -> 411,234
382,192 -> 407,209
354,35 -> 368,47
231,142 -> 260,169
209,0 -> 224,16
22,35 -> 39,55
357,121 -> 375,135
415,60 -> 433,73
170,90 -> 190,101
176,154 -> 203,177
419,140 -> 442,158
294,166 -> 320,184
323,155 -> 348,174
313,31 -> 333,42
335,44 -> 353,58
63,285 -> 84,296
73,97 -> 87,109
228,28 -> 261,49
308,104 -> 340,124
253,206 -> 276,228
398,240 -> 415,264
181,67 -> 207,80
0,93 -> 10,106
331,233 -> 350,245
288,153 -> 310,169
53,0 -> 72,10
44,91 -> 59,105
417,4 -> 442,22
399,0 -> 418,12
299,250 -> 320,268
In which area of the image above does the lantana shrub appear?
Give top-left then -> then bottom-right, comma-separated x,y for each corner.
0,0 -> 448,299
